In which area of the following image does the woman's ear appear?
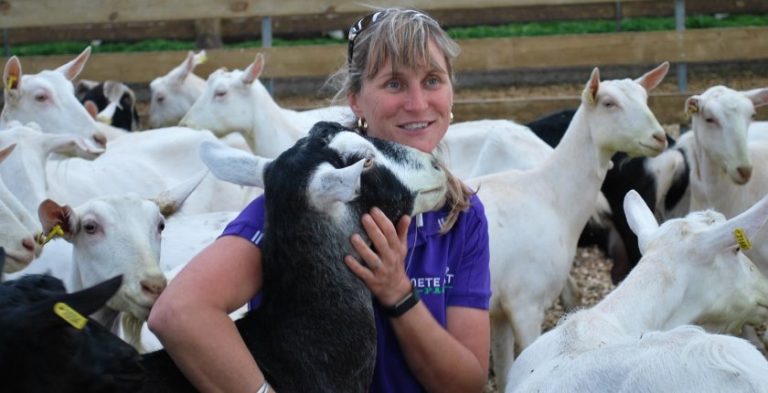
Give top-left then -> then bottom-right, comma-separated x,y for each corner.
348,91 -> 362,118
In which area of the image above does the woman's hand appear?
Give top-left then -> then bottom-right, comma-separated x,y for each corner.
345,207 -> 413,306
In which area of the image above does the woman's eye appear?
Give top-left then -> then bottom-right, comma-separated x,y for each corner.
425,76 -> 440,87
386,80 -> 401,90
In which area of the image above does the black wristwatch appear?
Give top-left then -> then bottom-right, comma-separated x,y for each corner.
383,284 -> 420,318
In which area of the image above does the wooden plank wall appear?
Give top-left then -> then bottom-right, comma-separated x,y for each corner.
2,0 -> 767,124
6,26 -> 766,83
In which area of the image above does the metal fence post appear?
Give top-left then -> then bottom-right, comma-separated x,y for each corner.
675,0 -> 688,93
261,16 -> 274,96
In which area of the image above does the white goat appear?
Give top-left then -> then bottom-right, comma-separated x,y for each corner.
179,52 -> 351,158
685,86 -> 768,267
0,144 -> 39,271
468,63 -> 670,390
148,50 -> 208,128
3,175 -> 205,352
505,190 -> 768,393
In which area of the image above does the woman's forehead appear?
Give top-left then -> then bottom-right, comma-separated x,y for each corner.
369,40 -> 448,78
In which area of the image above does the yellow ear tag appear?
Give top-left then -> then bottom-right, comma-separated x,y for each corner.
53,302 -> 88,330
35,224 -> 65,246
5,75 -> 17,90
734,228 -> 752,251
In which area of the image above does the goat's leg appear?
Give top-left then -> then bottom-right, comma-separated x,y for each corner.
742,324 -> 768,355
558,273 -> 581,311
490,315 -> 516,392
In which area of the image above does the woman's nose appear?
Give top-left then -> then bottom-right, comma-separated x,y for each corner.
405,86 -> 428,111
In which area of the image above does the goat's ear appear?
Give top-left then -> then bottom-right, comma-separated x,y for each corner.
0,143 -> 16,163
700,192 -> 768,252
151,170 -> 207,218
744,88 -> 768,108
242,53 -> 265,85
199,140 -> 270,188
582,67 -> 600,105
685,96 -> 701,116
56,46 -> 91,81
624,189 -> 659,254
38,199 -> 76,241
308,159 -> 365,208
3,56 -> 22,92
84,100 -> 99,119
75,79 -> 98,100
22,275 -> 123,328
635,61 -> 669,92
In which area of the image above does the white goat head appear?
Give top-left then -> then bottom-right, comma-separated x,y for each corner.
148,50 -> 207,128
686,85 -> 768,184
180,53 -> 265,136
625,189 -> 768,332
581,62 -> 669,158
1,47 -> 107,149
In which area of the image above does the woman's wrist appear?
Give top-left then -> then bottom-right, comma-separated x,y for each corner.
382,282 -> 420,318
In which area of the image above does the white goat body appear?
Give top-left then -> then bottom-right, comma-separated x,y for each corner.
506,190 -> 768,393
469,63 -> 671,391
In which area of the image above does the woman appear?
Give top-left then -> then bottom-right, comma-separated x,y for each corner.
148,8 -> 491,393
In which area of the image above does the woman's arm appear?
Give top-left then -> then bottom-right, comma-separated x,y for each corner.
345,207 -> 490,393
147,236 -> 269,393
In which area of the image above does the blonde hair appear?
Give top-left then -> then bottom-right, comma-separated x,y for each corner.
329,8 -> 472,232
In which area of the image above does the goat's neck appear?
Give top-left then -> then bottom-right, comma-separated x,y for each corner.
249,81 -> 307,158
590,255 -> 693,335
533,107 -> 612,228
688,129 -> 735,212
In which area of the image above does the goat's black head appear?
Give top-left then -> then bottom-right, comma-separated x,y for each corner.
0,274 -> 144,393
263,121 -> 448,226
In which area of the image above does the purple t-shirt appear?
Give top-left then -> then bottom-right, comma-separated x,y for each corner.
220,194 -> 491,392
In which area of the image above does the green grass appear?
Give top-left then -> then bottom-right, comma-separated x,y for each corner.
9,13 -> 768,56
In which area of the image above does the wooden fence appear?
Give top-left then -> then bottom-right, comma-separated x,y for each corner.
2,0 -> 767,123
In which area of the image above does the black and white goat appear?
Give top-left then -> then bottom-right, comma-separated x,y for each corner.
0,248 -> 144,392
141,121 -> 449,392
76,79 -> 140,131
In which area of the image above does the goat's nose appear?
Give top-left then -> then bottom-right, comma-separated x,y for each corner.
737,166 -> 753,182
21,237 -> 36,253
140,278 -> 168,300
652,132 -> 667,147
93,132 -> 108,148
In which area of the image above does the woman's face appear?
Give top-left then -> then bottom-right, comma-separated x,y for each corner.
349,40 -> 453,154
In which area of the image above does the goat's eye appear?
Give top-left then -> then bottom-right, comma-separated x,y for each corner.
603,101 -> 615,108
214,90 -> 227,99
155,95 -> 165,104
363,158 -> 374,168
34,93 -> 47,103
705,117 -> 716,124
158,221 -> 165,233
83,222 -> 98,234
